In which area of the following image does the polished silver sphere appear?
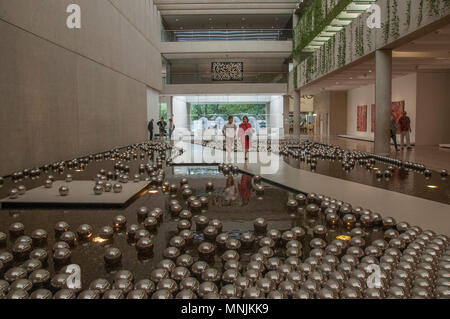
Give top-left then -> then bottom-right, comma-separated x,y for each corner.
102,289 -> 125,299
6,288 -> 29,299
104,247 -> 122,265
9,279 -> 33,292
127,289 -> 149,299
77,290 -> 100,299
53,289 -> 76,299
60,231 -> 77,246
198,282 -> 219,298
113,183 -> 123,193
4,267 -> 28,283
53,248 -> 71,264
59,186 -> 69,196
176,289 -> 197,299
89,278 -> 111,294
136,237 -> 154,255
242,286 -> 264,299
220,284 -> 240,299
134,279 -> 156,295
30,288 -> 53,299
29,269 -> 51,287
21,258 -> 43,273
17,185 -> 26,195
93,184 -> 103,195
76,224 -> 93,239
30,248 -> 48,263
9,222 -> 25,237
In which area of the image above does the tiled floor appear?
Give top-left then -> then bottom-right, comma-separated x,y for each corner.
175,141 -> 450,235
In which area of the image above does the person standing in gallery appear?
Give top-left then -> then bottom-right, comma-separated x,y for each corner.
168,118 -> 175,140
222,115 -> 237,161
398,111 -> 412,149
148,119 -> 154,140
238,116 -> 253,161
390,113 -> 399,152
157,117 -> 166,140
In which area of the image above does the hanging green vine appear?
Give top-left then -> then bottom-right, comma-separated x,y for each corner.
382,0 -> 391,43
337,29 -> 346,67
366,21 -> 373,52
355,17 -> 364,57
428,0 -> 441,16
293,0 -> 352,59
404,0 -> 412,31
293,65 -> 298,89
417,0 -> 424,26
391,0 -> 400,39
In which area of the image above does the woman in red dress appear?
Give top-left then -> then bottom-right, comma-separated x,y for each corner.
238,116 -> 252,160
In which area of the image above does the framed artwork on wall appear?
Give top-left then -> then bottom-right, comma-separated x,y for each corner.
211,62 -> 243,81
357,105 -> 367,132
391,101 -> 405,124
370,101 -> 405,133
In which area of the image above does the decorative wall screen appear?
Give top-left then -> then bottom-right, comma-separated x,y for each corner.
211,62 -> 243,81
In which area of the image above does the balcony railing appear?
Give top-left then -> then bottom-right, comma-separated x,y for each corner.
162,29 -> 293,42
166,72 -> 288,84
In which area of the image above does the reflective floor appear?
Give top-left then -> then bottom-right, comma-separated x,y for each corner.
193,138 -> 450,204
0,144 -> 449,299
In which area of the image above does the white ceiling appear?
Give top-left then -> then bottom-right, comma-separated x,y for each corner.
302,23 -> 450,95
162,14 -> 292,30
154,0 -> 299,16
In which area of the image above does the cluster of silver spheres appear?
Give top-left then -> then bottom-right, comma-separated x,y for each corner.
3,141 -> 181,200
1,140 -> 449,300
279,139 -> 448,181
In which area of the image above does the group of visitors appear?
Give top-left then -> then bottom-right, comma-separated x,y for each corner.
148,114 -> 254,160
148,117 -> 175,140
222,115 -> 253,161
390,111 -> 412,152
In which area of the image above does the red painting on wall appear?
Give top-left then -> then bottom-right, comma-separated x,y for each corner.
370,101 -> 404,132
357,105 -> 367,132
371,104 -> 375,132
391,101 -> 405,124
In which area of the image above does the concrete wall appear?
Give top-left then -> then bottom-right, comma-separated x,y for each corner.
346,73 -> 417,143
170,57 -> 288,84
0,0 -> 162,175
416,71 -> 450,146
313,91 -> 347,136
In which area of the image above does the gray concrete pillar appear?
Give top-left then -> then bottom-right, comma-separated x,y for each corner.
375,49 -> 392,155
293,90 -> 301,136
283,95 -> 290,135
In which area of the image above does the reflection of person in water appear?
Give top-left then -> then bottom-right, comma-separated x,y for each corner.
238,174 -> 253,205
223,174 -> 238,204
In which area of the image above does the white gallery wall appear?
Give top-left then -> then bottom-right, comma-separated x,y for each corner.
346,73 -> 417,143
416,71 -> 450,146
172,96 -> 188,129
269,96 -> 284,133
147,87 -> 160,124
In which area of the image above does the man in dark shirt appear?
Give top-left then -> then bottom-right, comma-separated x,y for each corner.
148,119 -> 154,140
157,117 -> 167,139
398,111 -> 412,149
